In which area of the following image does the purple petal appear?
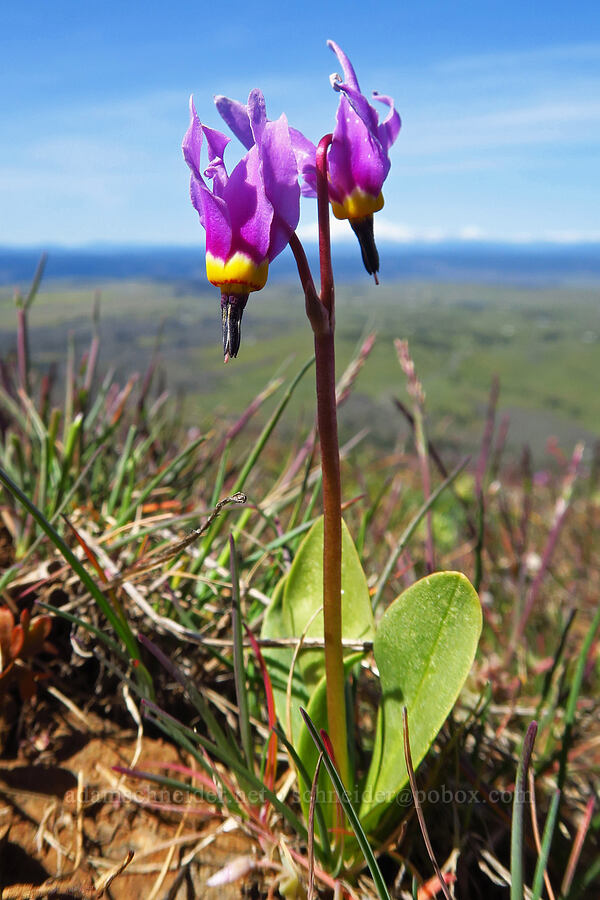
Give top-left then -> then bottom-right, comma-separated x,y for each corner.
215,90 -> 316,199
201,124 -> 230,196
190,174 -> 232,260
331,80 -> 379,135
182,96 -> 204,181
224,146 -> 272,262
373,92 -> 402,152
214,94 -> 254,150
327,40 -> 360,91
248,89 -> 268,146
259,114 -> 301,259
201,125 -> 230,166
329,95 -> 389,202
289,126 -> 317,197
184,98 -> 231,252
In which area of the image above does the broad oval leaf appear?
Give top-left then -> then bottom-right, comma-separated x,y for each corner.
282,516 -> 375,692
260,575 -> 309,743
360,571 -> 481,833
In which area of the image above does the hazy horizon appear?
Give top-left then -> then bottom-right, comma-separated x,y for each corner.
2,239 -> 599,290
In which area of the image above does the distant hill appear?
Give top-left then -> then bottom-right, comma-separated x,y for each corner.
1,242 -> 600,289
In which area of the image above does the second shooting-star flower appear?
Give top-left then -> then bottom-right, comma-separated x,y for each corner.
326,40 -> 401,280
183,90 -> 300,359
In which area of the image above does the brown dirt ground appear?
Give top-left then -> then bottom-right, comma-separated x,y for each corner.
0,707 -> 272,899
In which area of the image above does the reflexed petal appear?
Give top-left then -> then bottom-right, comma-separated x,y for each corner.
248,89 -> 268,146
201,124 -> 230,196
373,92 -> 402,152
216,92 -> 317,199
184,100 -> 231,251
327,40 -> 360,91
214,94 -> 254,150
289,126 -> 317,197
190,175 -> 232,260
182,96 -> 204,181
329,95 -> 389,204
202,125 -> 230,167
331,78 -> 379,135
259,114 -> 301,259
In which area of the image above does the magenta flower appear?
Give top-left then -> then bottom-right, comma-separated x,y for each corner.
326,40 -> 401,277
183,90 -> 300,359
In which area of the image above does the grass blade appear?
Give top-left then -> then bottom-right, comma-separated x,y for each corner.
145,701 -> 312,850
531,787 -> 560,900
511,721 -> 538,900
116,434 -> 205,526
402,707 -> 452,900
273,724 -> 331,862
230,534 -> 253,770
300,707 -> 391,900
0,463 -> 152,696
373,457 -> 469,609
190,355 -> 315,581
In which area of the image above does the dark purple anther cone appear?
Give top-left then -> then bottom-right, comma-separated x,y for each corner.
221,293 -> 249,360
349,215 -> 380,280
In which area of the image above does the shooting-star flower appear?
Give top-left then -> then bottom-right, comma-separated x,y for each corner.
326,40 -> 401,278
183,90 -> 300,359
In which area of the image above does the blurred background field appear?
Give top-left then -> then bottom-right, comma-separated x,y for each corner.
1,246 -> 598,461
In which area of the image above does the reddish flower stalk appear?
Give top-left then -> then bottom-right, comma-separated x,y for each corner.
290,134 -> 349,790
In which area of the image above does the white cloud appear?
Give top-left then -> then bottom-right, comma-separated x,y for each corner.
296,218 -> 600,246
297,218 -> 455,244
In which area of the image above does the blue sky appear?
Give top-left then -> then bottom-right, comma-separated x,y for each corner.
1,0 -> 599,247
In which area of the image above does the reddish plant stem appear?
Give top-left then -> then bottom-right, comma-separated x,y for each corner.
317,139 -> 334,316
314,135 -> 348,790
289,139 -> 348,790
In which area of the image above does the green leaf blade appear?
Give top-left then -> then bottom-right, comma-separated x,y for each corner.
282,516 -> 375,694
361,571 -> 481,831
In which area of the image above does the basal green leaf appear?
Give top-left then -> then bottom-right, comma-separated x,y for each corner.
360,571 -> 481,833
281,516 -> 375,694
296,654 -> 363,838
260,575 -> 309,743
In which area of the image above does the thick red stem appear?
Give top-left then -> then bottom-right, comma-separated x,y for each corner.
314,135 -> 349,789
290,138 -> 349,791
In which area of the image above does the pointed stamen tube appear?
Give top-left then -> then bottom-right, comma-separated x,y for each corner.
221,293 -> 249,360
349,215 -> 380,280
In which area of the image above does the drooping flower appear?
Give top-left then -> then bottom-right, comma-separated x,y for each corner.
183,90 -> 300,359
326,40 -> 401,278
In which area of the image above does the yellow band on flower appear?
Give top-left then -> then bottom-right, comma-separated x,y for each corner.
330,189 -> 384,221
206,251 -> 269,293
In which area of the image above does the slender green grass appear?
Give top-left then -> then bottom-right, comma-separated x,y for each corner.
300,707 -> 391,900
510,721 -> 538,900
0,464 -> 153,696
